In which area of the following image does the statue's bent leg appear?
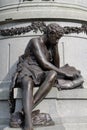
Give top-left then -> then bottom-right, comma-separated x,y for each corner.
33,70 -> 57,108
22,76 -> 34,130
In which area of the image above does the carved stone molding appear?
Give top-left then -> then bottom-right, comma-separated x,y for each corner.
0,21 -> 87,36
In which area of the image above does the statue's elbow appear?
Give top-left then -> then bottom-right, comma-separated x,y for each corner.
41,62 -> 50,70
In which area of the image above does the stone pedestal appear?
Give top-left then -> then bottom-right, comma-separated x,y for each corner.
0,82 -> 87,130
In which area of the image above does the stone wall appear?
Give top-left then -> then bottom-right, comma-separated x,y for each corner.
0,0 -> 87,22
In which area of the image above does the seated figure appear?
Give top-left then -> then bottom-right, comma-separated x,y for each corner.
9,23 -> 81,130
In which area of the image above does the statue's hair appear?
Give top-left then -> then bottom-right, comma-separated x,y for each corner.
45,23 -> 64,37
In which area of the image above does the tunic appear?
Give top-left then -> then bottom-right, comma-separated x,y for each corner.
16,41 -> 51,86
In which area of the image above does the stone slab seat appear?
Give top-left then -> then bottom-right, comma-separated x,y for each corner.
14,87 -> 87,100
0,81 -> 87,100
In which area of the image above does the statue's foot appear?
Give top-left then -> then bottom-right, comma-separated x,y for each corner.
10,112 -> 23,128
32,112 -> 55,127
32,109 -> 40,117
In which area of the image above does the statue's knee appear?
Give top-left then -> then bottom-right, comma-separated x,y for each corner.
22,76 -> 33,89
49,70 -> 57,79
27,78 -> 34,90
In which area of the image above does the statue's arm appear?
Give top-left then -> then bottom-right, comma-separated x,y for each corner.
53,44 -> 60,68
31,40 -> 65,76
11,72 -> 18,89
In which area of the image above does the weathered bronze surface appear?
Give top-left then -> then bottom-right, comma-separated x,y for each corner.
9,23 -> 83,130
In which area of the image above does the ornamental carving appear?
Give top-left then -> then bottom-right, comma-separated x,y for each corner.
0,22 -> 87,36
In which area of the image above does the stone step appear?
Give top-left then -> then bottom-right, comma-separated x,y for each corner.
13,98 -> 87,125
0,98 -> 87,125
34,99 -> 87,123
1,123 -> 87,130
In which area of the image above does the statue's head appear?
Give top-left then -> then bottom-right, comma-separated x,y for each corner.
45,23 -> 64,45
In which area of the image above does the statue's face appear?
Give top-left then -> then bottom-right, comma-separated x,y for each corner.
48,33 -> 60,45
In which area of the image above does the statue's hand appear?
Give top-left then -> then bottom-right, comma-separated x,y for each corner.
64,73 -> 74,79
72,70 -> 80,78
64,70 -> 80,79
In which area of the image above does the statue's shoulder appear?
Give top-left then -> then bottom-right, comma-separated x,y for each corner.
29,36 -> 43,46
30,37 -> 39,43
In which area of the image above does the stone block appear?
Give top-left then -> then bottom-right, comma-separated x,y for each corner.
14,87 -> 87,99
0,101 -> 10,125
14,87 -> 58,99
56,100 -> 87,124
57,88 -> 87,99
0,82 -> 10,100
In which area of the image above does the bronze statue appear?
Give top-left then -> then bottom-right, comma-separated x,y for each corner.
9,23 -> 82,130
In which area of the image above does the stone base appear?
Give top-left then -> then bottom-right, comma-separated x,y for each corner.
1,123 -> 87,130
0,84 -> 87,130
